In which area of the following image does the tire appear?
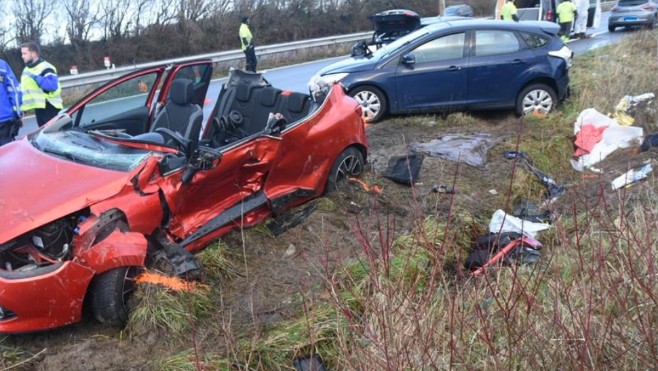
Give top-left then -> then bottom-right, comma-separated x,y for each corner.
90,266 -> 140,326
608,25 -> 615,32
648,16 -> 656,30
515,84 -> 558,116
325,147 -> 365,193
349,86 -> 387,123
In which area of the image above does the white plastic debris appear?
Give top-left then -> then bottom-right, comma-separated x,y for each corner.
611,163 -> 652,190
488,209 -> 551,238
571,108 -> 643,171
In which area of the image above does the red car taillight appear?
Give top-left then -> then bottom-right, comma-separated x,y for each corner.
355,105 -> 363,117
545,9 -> 554,21
611,6 -> 620,12
641,4 -> 656,11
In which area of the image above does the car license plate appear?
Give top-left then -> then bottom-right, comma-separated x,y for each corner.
623,16 -> 638,21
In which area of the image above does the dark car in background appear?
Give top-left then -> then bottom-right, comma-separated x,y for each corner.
315,20 -> 573,122
366,9 -> 467,49
444,4 -> 474,17
608,0 -> 658,31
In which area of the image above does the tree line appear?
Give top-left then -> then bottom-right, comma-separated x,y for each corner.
0,0 -> 446,75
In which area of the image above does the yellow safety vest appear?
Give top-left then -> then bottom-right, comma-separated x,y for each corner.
556,1 -> 577,23
20,61 -> 63,111
501,2 -> 517,20
239,24 -> 253,51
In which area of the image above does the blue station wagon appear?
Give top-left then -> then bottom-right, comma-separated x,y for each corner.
314,20 -> 573,122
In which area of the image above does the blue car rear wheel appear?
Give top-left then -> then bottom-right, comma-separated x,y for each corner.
350,86 -> 387,123
516,84 -> 557,116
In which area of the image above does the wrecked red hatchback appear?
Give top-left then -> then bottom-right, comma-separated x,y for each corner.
0,61 -> 367,333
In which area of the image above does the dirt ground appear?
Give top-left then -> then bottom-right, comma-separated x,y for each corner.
4,109 -> 657,370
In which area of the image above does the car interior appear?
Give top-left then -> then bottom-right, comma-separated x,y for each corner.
203,70 -> 318,149
132,78 -> 204,153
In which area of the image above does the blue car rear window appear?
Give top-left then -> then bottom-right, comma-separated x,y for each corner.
520,32 -> 549,48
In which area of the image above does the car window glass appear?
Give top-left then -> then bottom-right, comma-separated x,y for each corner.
74,72 -> 158,128
170,65 -> 211,88
475,30 -> 520,57
520,32 -> 549,48
618,0 -> 647,4
411,32 -> 465,63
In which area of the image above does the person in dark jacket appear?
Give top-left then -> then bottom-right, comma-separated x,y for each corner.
0,58 -> 22,146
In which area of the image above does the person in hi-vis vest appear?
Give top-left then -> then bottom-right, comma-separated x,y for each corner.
20,42 -> 62,127
239,16 -> 257,73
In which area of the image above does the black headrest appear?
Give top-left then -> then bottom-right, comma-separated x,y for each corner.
235,84 -> 252,102
288,93 -> 309,113
170,79 -> 194,105
260,87 -> 281,107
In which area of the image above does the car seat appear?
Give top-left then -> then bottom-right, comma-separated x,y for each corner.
150,78 -> 203,152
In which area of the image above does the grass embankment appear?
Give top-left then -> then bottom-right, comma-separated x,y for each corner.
141,31 -> 658,370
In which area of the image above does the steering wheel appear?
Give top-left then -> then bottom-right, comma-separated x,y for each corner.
154,127 -> 189,151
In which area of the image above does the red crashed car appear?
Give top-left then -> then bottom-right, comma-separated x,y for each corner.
0,61 -> 367,333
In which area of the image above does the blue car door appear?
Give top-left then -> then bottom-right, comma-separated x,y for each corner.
393,32 -> 468,111
466,29 -> 537,108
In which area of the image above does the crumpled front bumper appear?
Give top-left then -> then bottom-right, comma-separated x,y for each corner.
0,261 -> 94,334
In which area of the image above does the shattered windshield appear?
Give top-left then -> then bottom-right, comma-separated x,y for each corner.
30,130 -> 152,172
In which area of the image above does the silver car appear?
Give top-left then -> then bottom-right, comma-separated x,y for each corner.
608,0 -> 658,31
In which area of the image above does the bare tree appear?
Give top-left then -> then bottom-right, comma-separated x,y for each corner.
132,0 -> 155,37
178,0 -> 213,22
63,0 -> 99,46
153,0 -> 178,27
13,0 -> 54,44
100,0 -> 132,39
0,1 -> 13,51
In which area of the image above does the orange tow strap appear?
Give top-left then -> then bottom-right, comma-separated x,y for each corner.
135,272 -> 199,292
348,177 -> 383,194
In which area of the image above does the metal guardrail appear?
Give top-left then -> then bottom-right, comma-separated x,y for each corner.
59,31 -> 372,89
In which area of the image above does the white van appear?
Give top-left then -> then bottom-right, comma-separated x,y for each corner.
495,0 -> 601,28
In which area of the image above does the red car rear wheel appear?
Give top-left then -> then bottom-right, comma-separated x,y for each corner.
326,147 -> 365,192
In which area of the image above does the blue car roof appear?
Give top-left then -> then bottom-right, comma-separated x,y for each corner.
421,19 -> 560,35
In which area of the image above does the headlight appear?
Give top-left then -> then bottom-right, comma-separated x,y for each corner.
317,73 -> 349,85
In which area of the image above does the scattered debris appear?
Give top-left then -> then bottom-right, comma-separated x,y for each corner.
571,108 -> 644,171
503,151 -> 565,199
489,189 -> 498,195
267,204 -> 318,236
382,153 -> 424,186
512,199 -> 552,223
431,184 -> 455,194
611,162 -> 653,190
409,133 -> 504,168
348,177 -> 383,194
294,354 -> 327,371
640,133 -> 658,152
489,209 -> 551,238
612,93 -> 655,126
465,232 -> 542,275
282,243 -> 297,259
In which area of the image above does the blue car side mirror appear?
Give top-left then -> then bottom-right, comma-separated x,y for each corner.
401,54 -> 415,65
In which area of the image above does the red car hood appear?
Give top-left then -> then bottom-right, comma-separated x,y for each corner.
0,140 -> 135,244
